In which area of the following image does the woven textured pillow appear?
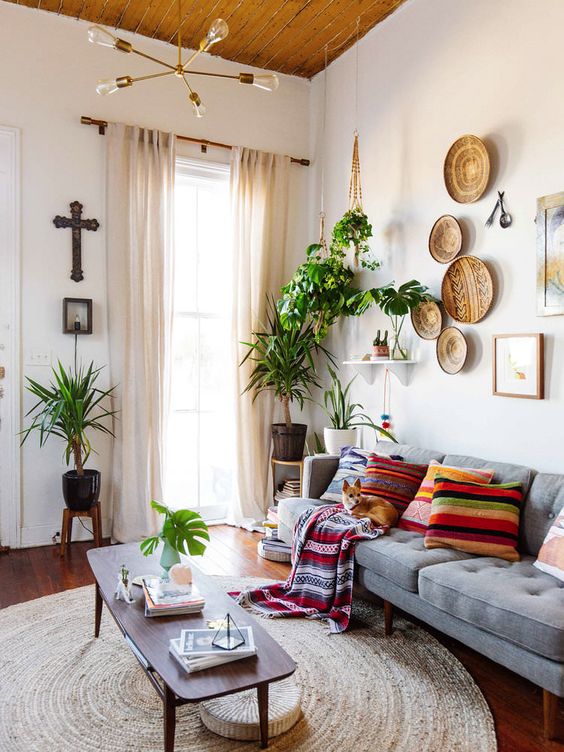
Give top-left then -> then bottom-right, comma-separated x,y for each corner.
424,477 -> 523,561
321,446 -> 403,503
533,506 -> 564,582
398,461 -> 495,534
361,455 -> 428,514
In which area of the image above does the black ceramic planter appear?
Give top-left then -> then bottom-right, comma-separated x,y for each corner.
62,469 -> 101,511
271,423 -> 307,461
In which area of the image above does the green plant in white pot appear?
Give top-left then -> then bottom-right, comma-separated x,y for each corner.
140,501 -> 210,576
318,367 -> 396,454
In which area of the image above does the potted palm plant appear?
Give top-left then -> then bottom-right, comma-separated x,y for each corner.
140,500 -> 209,575
318,366 -> 396,454
21,361 -> 117,511
241,296 -> 332,461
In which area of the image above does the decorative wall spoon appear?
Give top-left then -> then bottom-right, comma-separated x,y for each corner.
498,191 -> 512,228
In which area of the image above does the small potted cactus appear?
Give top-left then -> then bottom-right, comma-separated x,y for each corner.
372,330 -> 389,358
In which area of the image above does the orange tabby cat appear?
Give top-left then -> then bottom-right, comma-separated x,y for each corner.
342,478 -> 398,528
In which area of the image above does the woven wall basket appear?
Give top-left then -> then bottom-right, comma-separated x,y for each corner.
428,215 -> 462,263
437,327 -> 468,374
444,135 -> 490,203
441,255 -> 493,323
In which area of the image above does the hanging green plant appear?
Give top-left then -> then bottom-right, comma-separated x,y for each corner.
278,243 -> 375,341
330,207 -> 379,270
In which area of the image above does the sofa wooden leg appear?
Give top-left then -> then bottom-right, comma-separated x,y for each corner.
383,600 -> 394,636
543,689 -> 558,739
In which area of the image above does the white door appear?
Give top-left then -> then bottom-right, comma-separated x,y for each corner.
0,126 -> 21,549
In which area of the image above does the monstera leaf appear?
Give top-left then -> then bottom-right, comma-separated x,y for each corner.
140,501 -> 210,558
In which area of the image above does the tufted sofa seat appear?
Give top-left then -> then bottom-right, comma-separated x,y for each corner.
277,443 -> 564,739
419,556 -> 564,661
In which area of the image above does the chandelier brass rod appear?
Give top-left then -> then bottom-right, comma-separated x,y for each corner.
130,48 -> 177,71
80,116 -> 310,166
131,70 -> 177,83
183,70 -> 238,80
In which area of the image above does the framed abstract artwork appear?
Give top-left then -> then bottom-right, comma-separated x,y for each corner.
492,334 -> 544,399
537,191 -> 564,316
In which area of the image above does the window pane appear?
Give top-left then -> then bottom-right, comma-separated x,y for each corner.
166,412 -> 199,508
197,185 -> 231,315
199,412 -> 233,509
174,182 -> 198,312
199,317 -> 231,413
171,316 -> 198,412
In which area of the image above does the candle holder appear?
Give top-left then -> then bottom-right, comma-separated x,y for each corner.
63,298 -> 93,335
211,613 -> 246,650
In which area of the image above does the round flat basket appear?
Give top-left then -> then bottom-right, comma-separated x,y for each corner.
411,301 -> 442,340
428,215 -> 462,263
444,135 -> 490,203
200,678 -> 302,741
441,255 -> 493,323
258,540 -> 291,562
436,327 -> 468,375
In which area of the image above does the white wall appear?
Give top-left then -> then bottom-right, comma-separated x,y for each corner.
309,0 -> 564,473
0,2 -> 311,546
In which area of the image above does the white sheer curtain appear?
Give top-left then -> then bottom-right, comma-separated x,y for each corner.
105,123 -> 176,542
229,147 -> 291,526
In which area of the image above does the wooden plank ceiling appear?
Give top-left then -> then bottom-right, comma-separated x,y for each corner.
6,0 -> 407,78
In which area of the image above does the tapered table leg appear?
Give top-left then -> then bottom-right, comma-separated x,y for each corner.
94,584 -> 103,638
164,684 -> 176,752
257,682 -> 269,749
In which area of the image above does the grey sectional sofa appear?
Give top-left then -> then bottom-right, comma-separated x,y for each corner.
277,442 -> 564,739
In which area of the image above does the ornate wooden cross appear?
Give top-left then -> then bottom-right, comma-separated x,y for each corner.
53,201 -> 99,282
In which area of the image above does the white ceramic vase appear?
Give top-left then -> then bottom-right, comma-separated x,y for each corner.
323,427 -> 358,455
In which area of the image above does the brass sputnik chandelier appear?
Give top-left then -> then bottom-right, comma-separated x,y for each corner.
88,0 -> 279,118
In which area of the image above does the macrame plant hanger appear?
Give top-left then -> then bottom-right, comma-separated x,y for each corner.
348,18 -> 363,266
317,45 -> 329,258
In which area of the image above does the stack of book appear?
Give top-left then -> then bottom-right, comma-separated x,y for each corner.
274,479 -> 301,504
169,626 -> 256,674
142,577 -> 205,617
258,536 -> 292,562
266,505 -> 280,525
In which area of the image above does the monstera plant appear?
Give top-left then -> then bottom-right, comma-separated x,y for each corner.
140,501 -> 210,573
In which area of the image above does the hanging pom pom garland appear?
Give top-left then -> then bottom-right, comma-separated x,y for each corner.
380,369 -> 393,436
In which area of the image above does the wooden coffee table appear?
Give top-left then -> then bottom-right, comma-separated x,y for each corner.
87,543 -> 296,751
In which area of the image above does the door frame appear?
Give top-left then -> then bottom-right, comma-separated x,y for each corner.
0,125 -> 21,548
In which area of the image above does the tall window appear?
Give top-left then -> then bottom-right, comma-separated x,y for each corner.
166,159 -> 233,520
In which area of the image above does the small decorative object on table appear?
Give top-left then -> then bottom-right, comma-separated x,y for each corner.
140,500 -> 209,578
212,613 -> 247,650
169,562 -> 192,585
371,330 -> 389,358
115,563 -> 134,603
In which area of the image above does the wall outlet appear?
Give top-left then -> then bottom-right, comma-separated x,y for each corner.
26,350 -> 51,367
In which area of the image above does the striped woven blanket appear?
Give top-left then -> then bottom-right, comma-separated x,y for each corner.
238,504 -> 385,633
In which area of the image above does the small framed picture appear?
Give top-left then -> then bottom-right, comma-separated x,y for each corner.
492,334 -> 544,399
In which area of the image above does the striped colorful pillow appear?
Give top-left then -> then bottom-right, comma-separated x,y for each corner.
398,461 -> 495,534
424,477 -> 524,561
321,446 -> 403,503
361,455 -> 428,514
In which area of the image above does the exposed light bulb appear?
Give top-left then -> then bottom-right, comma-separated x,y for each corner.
96,79 -> 119,95
252,74 -> 279,92
201,18 -> 229,50
88,25 -> 117,48
189,91 -> 206,118
96,76 -> 133,95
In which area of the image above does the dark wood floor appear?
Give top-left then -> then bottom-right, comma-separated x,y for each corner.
0,526 -> 562,751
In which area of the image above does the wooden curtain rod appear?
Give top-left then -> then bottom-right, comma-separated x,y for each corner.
80,116 -> 310,166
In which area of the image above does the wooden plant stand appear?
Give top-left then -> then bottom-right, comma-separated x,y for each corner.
60,503 -> 102,557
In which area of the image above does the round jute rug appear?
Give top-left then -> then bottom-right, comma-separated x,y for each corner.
0,578 -> 496,752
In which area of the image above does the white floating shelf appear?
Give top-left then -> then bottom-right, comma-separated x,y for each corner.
342,359 -> 417,387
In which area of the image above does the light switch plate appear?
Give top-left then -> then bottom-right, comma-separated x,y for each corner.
26,350 -> 51,367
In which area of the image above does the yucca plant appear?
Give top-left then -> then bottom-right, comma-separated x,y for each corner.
21,361 -> 118,475
319,366 -> 396,441
241,296 -> 333,429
